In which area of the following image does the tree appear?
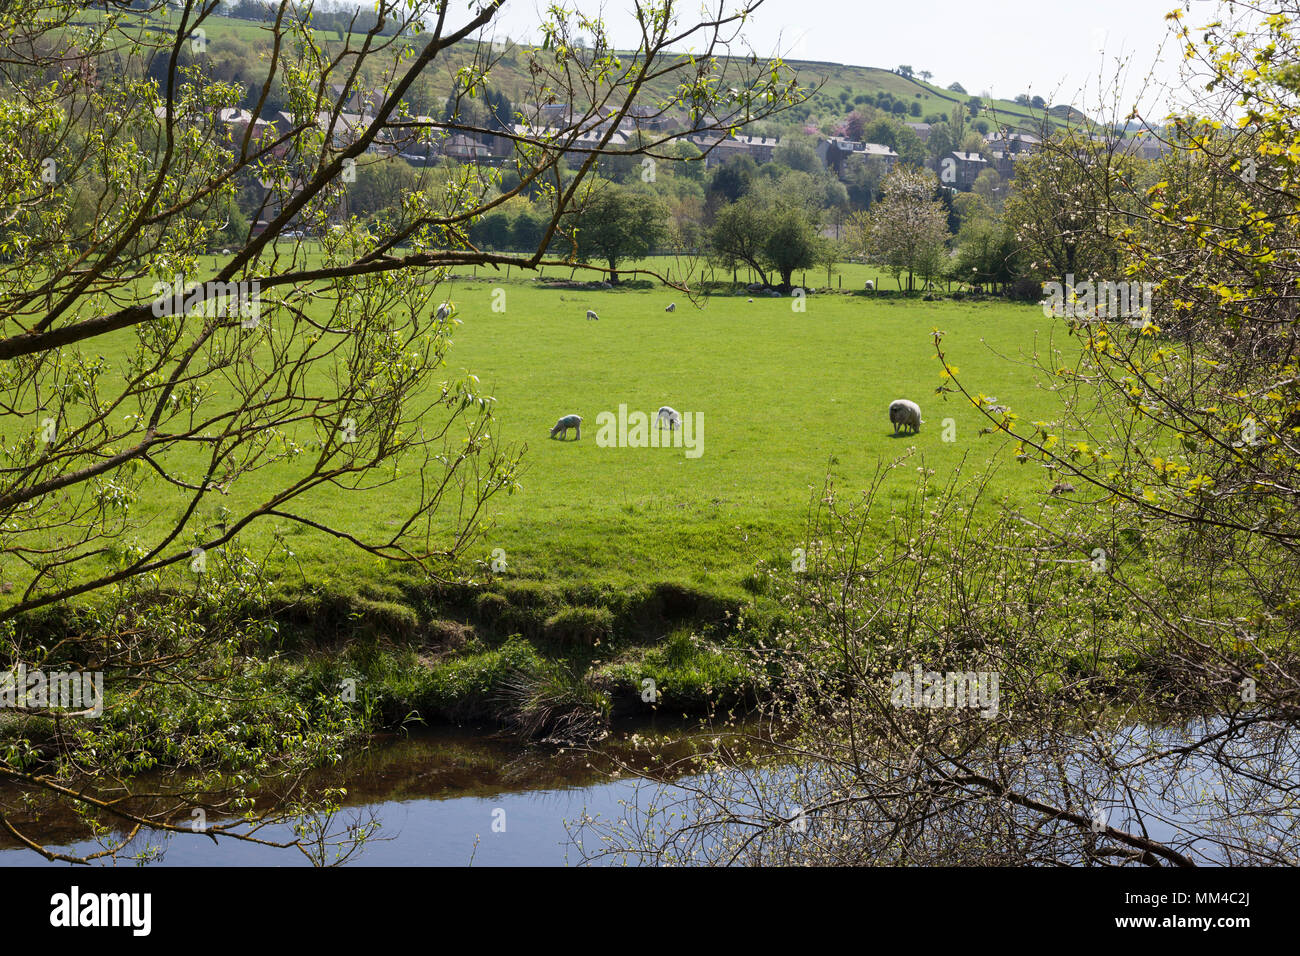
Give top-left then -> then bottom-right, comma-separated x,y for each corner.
709,175 -> 829,289
1002,137 -> 1135,279
707,154 -> 757,204
845,107 -> 875,142
841,153 -> 885,210
772,140 -> 821,174
862,119 -> 897,150
949,102 -> 966,141
763,204 -> 826,288
709,199 -> 773,285
576,4 -> 1300,872
972,167 -> 1003,206
892,125 -> 928,168
0,0 -> 804,862
947,81 -> 967,94
959,130 -> 987,155
953,215 -> 1020,291
850,165 -> 951,291
346,154 -> 421,221
569,183 -> 668,282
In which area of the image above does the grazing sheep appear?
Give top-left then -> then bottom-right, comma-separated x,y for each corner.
1049,481 -> 1076,496
888,399 -> 923,435
747,297 -> 754,302
657,405 -> 682,431
864,280 -> 875,291
665,302 -> 676,312
550,414 -> 583,440
586,309 -> 599,321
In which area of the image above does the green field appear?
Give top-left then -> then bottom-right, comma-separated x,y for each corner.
421,279 -> 1063,594
49,264 -> 1073,604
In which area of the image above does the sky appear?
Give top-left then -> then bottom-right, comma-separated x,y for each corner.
468,0 -> 1224,118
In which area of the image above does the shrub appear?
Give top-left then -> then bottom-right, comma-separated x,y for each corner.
543,606 -> 615,647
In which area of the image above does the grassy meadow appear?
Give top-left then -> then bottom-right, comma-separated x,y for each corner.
34,258 -> 1084,608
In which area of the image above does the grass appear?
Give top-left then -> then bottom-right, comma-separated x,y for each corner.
379,273 -> 1070,595
5,262 -> 1079,605
4,256 -> 1097,730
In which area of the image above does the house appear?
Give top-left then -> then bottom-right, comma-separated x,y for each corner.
686,132 -> 779,168
905,122 -> 932,142
943,151 -> 988,190
989,149 -> 1023,180
329,83 -> 386,115
442,133 -> 490,162
509,123 -> 630,165
613,105 -> 675,133
859,142 -> 899,170
816,137 -> 898,174
1115,134 -> 1170,161
984,131 -> 1041,154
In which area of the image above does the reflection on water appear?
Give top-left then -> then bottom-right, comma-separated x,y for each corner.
2,715 -> 1295,865
0,720 -> 725,867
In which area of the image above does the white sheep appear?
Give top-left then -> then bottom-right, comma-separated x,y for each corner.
665,303 -> 676,312
864,280 -> 875,291
657,405 -> 682,431
889,399 -> 923,435
586,309 -> 599,321
550,414 -> 583,440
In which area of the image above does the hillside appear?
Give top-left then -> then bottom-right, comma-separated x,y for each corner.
74,6 -> 1065,135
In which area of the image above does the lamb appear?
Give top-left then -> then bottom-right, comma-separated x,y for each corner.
888,399 -> 923,435
586,309 -> 599,321
550,414 -> 583,440
665,303 -> 676,312
656,405 -> 682,431
864,280 -> 875,291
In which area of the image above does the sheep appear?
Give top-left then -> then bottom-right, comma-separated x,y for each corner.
1049,481 -> 1076,496
888,399 -> 923,435
665,303 -> 676,312
864,280 -> 875,291
586,309 -> 599,321
657,405 -> 682,431
550,414 -> 583,440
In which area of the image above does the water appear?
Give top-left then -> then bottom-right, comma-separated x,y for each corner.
0,723 -> 718,867
2,715 -> 1295,865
